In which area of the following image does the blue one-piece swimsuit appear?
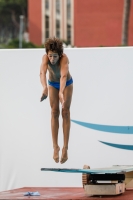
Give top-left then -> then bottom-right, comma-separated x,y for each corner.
47,60 -> 73,90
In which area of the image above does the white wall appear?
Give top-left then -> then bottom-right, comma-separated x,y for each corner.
0,47 -> 133,192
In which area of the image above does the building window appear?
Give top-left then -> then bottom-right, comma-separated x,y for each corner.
67,0 -> 71,20
56,0 -> 60,15
45,16 -> 49,38
67,24 -> 71,44
56,19 -> 60,38
45,0 -> 49,10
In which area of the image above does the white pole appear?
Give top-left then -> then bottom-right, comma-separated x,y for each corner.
19,15 -> 24,48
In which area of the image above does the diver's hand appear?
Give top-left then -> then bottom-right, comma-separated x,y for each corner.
40,87 -> 48,102
59,92 -> 65,108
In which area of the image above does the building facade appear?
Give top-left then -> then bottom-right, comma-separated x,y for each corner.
28,0 -> 74,46
74,0 -> 133,47
28,0 -> 133,47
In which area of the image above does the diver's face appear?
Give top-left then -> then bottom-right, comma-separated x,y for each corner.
47,51 -> 59,65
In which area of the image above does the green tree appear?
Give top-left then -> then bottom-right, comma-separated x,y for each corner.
0,0 -> 27,43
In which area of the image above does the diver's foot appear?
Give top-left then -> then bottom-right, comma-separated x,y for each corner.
60,147 -> 68,164
53,146 -> 60,163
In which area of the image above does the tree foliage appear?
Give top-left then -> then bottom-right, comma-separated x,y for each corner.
4,39 -> 39,48
0,0 -> 27,24
0,0 -> 27,43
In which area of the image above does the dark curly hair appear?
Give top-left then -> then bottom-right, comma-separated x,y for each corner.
45,37 -> 63,57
